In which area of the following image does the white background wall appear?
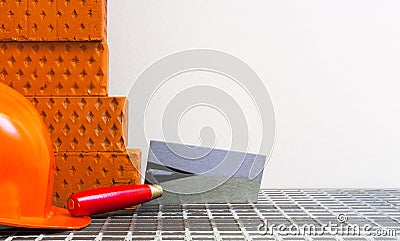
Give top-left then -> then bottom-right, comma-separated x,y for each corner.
108,0 -> 400,188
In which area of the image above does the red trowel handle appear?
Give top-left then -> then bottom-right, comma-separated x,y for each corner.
67,184 -> 163,217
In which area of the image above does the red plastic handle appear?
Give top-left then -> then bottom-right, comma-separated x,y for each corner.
67,184 -> 153,217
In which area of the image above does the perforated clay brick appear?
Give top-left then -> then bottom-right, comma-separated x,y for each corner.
0,0 -> 107,41
29,96 -> 127,152
53,149 -> 142,208
57,0 -> 107,41
0,41 -> 108,96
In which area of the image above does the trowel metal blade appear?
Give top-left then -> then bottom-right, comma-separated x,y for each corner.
144,140 -> 267,204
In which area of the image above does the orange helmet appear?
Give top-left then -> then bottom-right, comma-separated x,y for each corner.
0,83 -> 91,229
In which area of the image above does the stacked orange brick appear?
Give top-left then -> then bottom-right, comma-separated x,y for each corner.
0,0 -> 141,207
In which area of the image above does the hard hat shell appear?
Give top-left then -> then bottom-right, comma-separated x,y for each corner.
0,83 -> 91,229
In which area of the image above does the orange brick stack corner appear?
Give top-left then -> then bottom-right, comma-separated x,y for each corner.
0,0 -> 142,208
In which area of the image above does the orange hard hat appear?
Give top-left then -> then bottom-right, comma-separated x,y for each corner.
0,83 -> 91,229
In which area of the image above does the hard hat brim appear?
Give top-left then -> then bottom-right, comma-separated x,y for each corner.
0,206 -> 91,230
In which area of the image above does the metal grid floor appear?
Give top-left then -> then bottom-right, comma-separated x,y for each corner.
1,189 -> 399,241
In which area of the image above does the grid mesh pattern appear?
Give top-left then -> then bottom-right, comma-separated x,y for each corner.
1,189 -> 399,241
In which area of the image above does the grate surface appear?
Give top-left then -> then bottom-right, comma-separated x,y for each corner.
0,189 -> 399,241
